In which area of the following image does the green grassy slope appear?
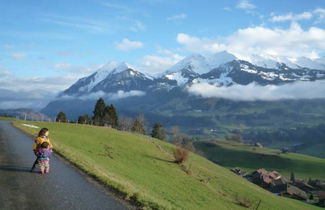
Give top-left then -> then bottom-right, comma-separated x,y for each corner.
0,116 -> 16,120
12,121 -> 321,210
194,140 -> 325,180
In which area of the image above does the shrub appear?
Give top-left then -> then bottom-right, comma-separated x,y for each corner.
173,147 -> 189,164
235,195 -> 253,208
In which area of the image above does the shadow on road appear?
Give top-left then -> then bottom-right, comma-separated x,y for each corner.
0,165 -> 37,173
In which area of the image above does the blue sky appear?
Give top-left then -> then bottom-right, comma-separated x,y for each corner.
1,0 -> 325,109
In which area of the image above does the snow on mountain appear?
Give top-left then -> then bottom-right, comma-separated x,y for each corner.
82,62 -> 133,91
248,54 -> 280,69
206,51 -> 237,69
166,53 -> 210,74
160,52 -> 237,86
293,57 -> 325,70
248,54 -> 325,71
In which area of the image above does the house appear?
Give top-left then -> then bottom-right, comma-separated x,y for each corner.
230,167 -> 247,177
271,184 -> 308,201
254,142 -> 263,148
293,180 -> 315,192
251,169 -> 286,188
317,192 -> 325,207
281,147 -> 290,153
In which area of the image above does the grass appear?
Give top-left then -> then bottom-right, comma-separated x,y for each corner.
194,140 -> 325,180
12,120 -> 322,210
295,143 -> 325,159
0,116 -> 16,121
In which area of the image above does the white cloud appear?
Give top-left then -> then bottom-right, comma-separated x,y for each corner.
176,33 -> 227,53
11,52 -> 27,60
0,71 -> 83,109
0,88 -> 56,109
271,12 -> 313,22
187,80 -> 325,101
109,90 -> 145,100
115,38 -> 144,51
53,63 -> 102,73
236,0 -> 256,10
139,50 -> 184,74
167,13 -> 187,21
314,8 -> 325,23
270,8 -> 325,23
62,90 -> 145,100
176,22 -> 325,59
54,63 -> 72,71
0,70 -> 12,77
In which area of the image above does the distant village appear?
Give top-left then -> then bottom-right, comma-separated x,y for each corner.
231,167 -> 325,208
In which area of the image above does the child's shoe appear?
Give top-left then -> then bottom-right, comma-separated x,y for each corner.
45,170 -> 49,174
40,171 -> 44,174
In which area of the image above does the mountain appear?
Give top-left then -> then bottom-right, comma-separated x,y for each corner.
199,59 -> 325,86
46,52 -> 325,117
159,51 -> 237,87
61,62 -> 155,97
58,52 -> 325,99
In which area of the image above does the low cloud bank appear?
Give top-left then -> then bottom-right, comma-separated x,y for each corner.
61,90 -> 146,101
0,88 -> 55,110
187,80 -> 325,101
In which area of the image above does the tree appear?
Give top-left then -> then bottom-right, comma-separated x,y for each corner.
93,98 -> 106,126
56,111 -> 67,122
290,172 -> 295,183
103,104 -> 119,128
118,116 -> 133,131
131,115 -> 145,134
173,146 -> 189,164
171,126 -> 181,143
78,114 -> 91,124
151,123 -> 166,140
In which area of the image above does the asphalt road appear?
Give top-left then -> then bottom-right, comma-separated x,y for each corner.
0,120 -> 129,210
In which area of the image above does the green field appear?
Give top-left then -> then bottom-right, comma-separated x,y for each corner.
0,116 -> 16,121
194,140 -> 325,180
12,121 -> 322,209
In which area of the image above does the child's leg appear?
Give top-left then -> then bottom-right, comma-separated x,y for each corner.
30,158 -> 38,172
39,161 -> 45,174
45,161 -> 50,174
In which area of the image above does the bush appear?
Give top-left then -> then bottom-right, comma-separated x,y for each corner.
173,147 -> 189,164
235,194 -> 253,208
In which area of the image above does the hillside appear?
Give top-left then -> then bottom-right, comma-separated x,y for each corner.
194,140 -> 325,180
12,121 -> 321,209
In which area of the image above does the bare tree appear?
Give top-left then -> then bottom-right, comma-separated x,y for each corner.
118,116 -> 134,131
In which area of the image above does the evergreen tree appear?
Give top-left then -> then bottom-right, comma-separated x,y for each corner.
103,104 -> 119,128
290,172 -> 295,183
78,114 -> 91,124
131,115 -> 145,134
93,98 -> 106,126
56,111 -> 67,122
151,123 -> 166,140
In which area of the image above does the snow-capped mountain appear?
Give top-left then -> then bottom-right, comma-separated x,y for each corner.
199,60 -> 325,86
61,62 -> 155,97
59,52 -> 325,99
160,51 -> 237,86
247,54 -> 325,71
43,52 -> 325,120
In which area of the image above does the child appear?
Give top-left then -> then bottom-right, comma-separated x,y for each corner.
30,128 -> 53,172
35,142 -> 52,174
